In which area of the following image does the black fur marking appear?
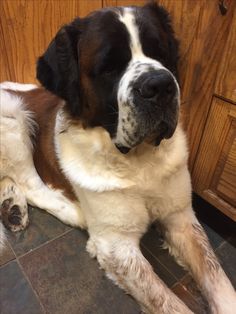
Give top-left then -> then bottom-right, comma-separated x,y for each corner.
37,21 -> 82,116
136,3 -> 179,80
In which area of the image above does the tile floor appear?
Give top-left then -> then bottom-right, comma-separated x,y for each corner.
0,195 -> 235,314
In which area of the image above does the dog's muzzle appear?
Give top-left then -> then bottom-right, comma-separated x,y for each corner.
116,69 -> 179,154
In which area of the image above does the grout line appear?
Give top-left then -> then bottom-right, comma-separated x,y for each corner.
0,258 -> 16,270
172,280 -> 200,306
215,239 -> 227,252
140,243 -> 181,282
16,258 -> 46,313
141,239 -> 188,281
177,273 -> 210,309
171,273 -> 189,289
0,236 -> 18,269
5,235 -> 17,258
16,228 -> 74,260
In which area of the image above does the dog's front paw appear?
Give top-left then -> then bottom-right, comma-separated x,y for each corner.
0,177 -> 29,232
1,198 -> 29,232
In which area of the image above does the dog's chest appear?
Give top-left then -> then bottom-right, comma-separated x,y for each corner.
54,122 -> 188,197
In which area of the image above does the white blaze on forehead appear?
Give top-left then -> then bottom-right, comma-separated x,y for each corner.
118,8 -> 165,67
118,8 -> 143,58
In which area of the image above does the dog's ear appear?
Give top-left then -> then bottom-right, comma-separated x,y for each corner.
37,21 -> 82,116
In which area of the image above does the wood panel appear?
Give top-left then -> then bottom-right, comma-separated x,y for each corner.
181,0 -> 236,170
214,7 -> 236,103
193,97 -> 236,220
0,0 -> 102,83
103,0 -> 145,6
216,133 -> 236,206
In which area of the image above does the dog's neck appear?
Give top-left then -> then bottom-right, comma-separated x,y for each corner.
54,107 -> 187,193
54,107 -> 135,192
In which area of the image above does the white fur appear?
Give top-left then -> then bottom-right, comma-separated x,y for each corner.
0,81 -> 38,91
0,222 -> 6,252
0,8 -> 235,313
0,83 -> 86,229
119,8 -> 143,57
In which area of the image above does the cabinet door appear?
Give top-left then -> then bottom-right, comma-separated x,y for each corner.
193,97 -> 236,221
0,0 -> 102,83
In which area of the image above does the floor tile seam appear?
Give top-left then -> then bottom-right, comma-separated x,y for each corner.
170,273 -> 189,289
16,258 -> 46,314
178,273 -> 209,308
5,236 -> 18,259
0,237 -> 18,268
171,280 -> 200,307
214,239 -> 227,253
140,243 -> 179,282
16,228 -> 74,259
0,258 -> 16,270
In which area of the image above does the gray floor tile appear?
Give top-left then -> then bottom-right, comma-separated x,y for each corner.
19,229 -> 140,314
0,260 -> 43,314
201,221 -> 225,250
172,282 -> 207,314
179,275 -> 209,313
141,227 -> 186,280
0,239 -> 15,266
216,236 -> 236,288
141,245 -> 177,287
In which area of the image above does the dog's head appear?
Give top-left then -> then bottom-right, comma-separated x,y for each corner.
37,3 -> 179,153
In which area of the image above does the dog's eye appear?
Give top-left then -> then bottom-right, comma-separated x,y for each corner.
92,60 -> 116,77
103,64 -> 116,75
92,48 -> 130,78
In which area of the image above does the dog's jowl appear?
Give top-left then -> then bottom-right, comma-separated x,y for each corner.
0,3 -> 235,313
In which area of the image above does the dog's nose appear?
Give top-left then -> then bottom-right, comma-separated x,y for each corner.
139,70 -> 175,100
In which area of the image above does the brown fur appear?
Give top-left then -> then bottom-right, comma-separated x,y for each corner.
6,88 -> 77,201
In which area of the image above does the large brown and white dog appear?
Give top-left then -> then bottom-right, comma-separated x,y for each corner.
0,3 -> 235,313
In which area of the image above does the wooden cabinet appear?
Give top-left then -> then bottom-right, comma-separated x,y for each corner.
193,98 -> 236,220
0,0 -> 235,219
193,3 -> 236,221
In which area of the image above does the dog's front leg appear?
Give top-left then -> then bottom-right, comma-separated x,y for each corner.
87,234 -> 193,314
161,209 -> 236,314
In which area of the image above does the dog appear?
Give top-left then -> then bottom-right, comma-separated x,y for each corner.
0,3 -> 235,313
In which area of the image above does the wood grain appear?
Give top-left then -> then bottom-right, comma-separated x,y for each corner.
193,97 -> 236,220
181,0 -> 236,170
216,135 -> 236,207
214,7 -> 236,103
0,0 -> 102,83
